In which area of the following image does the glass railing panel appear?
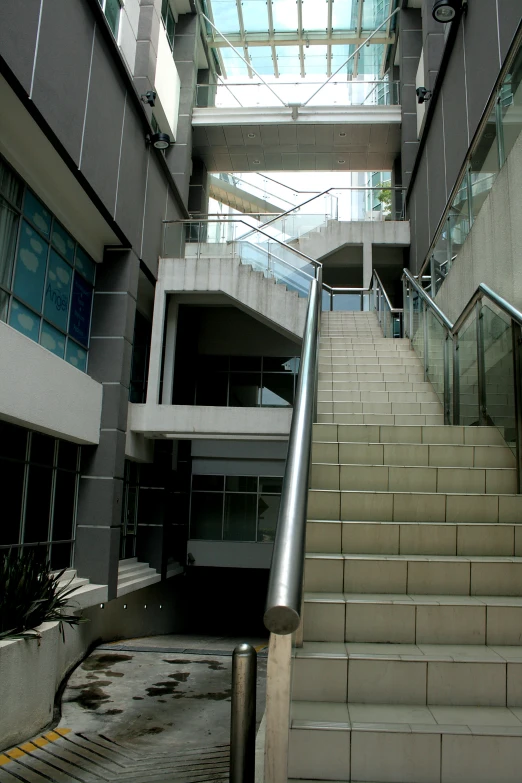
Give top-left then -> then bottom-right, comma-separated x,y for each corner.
411,294 -> 424,361
195,81 -> 400,109
332,293 -> 362,311
271,257 -> 312,298
458,311 -> 479,426
500,44 -> 522,163
448,176 -> 470,264
470,105 -> 500,221
363,293 -> 371,312
322,289 -> 332,311
482,303 -> 516,451
426,310 -> 446,406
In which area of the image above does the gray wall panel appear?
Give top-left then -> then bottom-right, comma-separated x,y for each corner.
141,152 -> 167,275
0,0 -> 41,93
463,0 -> 501,136
81,28 -> 126,214
115,103 -> 149,252
498,2 -> 522,61
414,155 -> 430,268
440,27 -> 468,198
426,101 -> 447,239
31,0 -> 95,165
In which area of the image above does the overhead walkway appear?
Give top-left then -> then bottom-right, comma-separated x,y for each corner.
208,174 -> 284,214
192,104 -> 401,172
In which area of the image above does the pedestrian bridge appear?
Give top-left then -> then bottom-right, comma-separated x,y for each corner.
191,104 -> 401,172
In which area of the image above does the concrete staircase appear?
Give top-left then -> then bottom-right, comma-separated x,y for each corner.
117,558 -> 160,597
159,254 -> 307,340
288,219 -> 409,262
56,569 -> 108,609
288,311 -> 522,783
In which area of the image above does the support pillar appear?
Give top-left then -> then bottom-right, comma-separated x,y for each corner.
363,241 -> 373,289
146,278 -> 166,405
75,249 -> 139,597
161,297 -> 179,404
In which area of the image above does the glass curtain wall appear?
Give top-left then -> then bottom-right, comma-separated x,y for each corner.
0,420 -> 80,568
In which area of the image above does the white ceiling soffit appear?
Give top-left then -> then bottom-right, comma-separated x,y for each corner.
0,75 -> 119,262
172,0 -> 193,14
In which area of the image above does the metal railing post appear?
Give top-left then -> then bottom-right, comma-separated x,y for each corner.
453,334 -> 460,425
511,320 -> 522,493
230,644 -> 257,783
443,329 -> 451,425
476,300 -> 487,426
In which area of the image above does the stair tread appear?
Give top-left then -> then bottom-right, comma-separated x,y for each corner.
305,591 -> 522,605
306,552 -> 522,562
290,700 -> 522,731
294,641 -> 522,662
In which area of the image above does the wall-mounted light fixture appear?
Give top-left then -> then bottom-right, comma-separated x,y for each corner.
146,132 -> 172,149
432,0 -> 465,23
416,86 -> 432,104
140,90 -> 156,107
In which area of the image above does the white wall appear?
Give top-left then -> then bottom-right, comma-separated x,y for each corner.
128,402 -> 292,440
119,0 -> 140,74
187,540 -> 274,569
155,26 -> 181,140
0,321 -> 102,444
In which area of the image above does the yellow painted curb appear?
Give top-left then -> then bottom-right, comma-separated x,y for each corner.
0,729 -> 70,765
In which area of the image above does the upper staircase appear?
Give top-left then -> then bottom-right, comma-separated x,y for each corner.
288,310 -> 522,783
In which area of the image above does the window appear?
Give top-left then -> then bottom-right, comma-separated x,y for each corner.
0,155 -> 95,372
161,0 -> 176,51
194,355 -> 300,408
99,0 -> 122,38
0,421 -> 80,569
189,474 -> 282,542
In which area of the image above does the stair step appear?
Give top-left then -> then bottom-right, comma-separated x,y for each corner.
288,701 -> 522,783
312,441 -> 515,467
306,520 -> 521,557
307,488 -> 522,523
304,553 -> 522,595
310,462 -> 516,494
312,423 -> 508,446
303,591 -> 522,644
293,641 -> 522,706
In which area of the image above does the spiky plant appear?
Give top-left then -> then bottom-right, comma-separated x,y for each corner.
0,548 -> 86,641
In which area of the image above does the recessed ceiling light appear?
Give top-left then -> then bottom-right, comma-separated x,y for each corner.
339,132 -> 346,137
247,133 -> 256,138
338,159 -> 346,164
253,159 -> 261,165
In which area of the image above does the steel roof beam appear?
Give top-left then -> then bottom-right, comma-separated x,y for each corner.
206,33 -> 394,48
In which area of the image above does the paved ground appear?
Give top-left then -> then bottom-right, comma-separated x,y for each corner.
0,635 -> 268,782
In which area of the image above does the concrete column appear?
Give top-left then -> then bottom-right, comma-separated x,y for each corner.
399,8 -> 423,189
161,296 -> 179,404
146,277 -> 166,404
75,249 -> 139,597
363,241 -> 373,289
167,13 -> 199,205
134,0 -> 162,123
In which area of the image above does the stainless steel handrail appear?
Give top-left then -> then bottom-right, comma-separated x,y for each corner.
403,269 -> 522,334
403,268 -> 453,330
163,218 -> 321,270
374,270 -> 401,313
264,269 -> 322,635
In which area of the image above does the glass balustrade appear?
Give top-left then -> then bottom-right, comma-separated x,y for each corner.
457,310 -> 479,426
426,309 -> 446,406
482,303 -> 516,451
195,80 -> 400,109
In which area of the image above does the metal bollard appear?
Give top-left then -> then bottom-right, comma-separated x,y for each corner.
230,643 -> 257,783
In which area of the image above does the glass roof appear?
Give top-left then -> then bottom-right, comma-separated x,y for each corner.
202,0 -> 397,81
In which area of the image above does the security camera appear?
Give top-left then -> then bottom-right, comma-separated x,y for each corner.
140,90 -> 157,107
416,86 -> 432,104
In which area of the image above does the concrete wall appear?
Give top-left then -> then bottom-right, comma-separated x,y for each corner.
435,129 -> 522,321
0,321 -> 102,444
405,3 -> 522,272
0,578 -> 186,751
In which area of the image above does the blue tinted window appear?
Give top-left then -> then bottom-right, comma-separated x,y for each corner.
44,250 -> 72,332
52,221 -> 75,264
23,190 -> 51,236
75,246 -> 96,284
9,298 -> 39,341
65,339 -> 87,372
40,321 -> 65,358
12,220 -> 48,311
69,272 -> 93,348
